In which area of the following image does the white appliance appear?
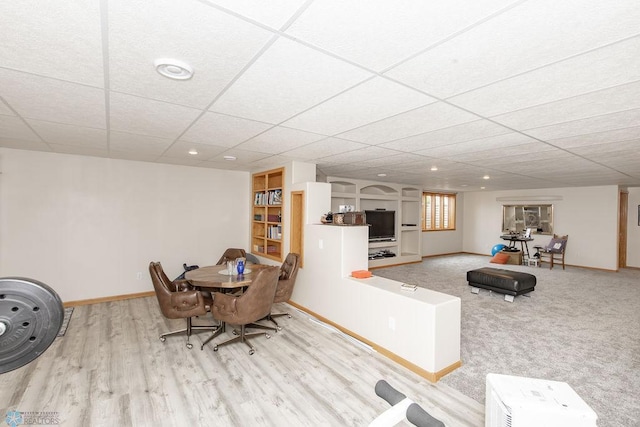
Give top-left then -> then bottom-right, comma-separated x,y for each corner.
486,373 -> 598,427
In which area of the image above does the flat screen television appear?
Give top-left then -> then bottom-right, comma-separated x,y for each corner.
365,210 -> 396,242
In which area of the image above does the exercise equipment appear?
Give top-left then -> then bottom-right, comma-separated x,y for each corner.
370,380 -> 444,427
0,277 -> 64,374
491,243 -> 506,256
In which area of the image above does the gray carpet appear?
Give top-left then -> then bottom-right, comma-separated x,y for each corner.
374,254 -> 640,427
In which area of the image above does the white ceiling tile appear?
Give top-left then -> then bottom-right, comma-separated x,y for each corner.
379,119 -> 512,152
318,145 -> 400,164
283,138 -> 368,160
0,101 -> 15,116
525,108 -> 640,141
546,126 -> 640,149
387,0 -> 640,98
449,36 -> 640,117
109,131 -> 173,155
109,92 -> 201,139
0,0 -> 104,87
211,37 -> 373,123
492,81 -> 640,130
338,102 -> 477,144
108,0 -> 273,109
28,120 -> 106,148
565,139 -> 640,157
181,111 -> 272,147
0,116 -> 41,142
210,148 -> 271,164
0,137 -> 50,152
160,141 -> 228,161
286,0 -> 516,71
424,134 -> 544,161
282,77 -> 434,135
0,69 -> 106,128
49,144 -> 108,158
206,0 -> 308,29
237,126 -> 326,154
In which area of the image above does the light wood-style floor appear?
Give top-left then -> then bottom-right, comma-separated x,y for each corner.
0,297 -> 483,426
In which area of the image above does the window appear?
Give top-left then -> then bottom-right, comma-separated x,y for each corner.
422,192 -> 456,231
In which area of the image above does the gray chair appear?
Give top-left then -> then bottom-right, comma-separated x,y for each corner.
207,266 -> 280,355
148,262 -> 218,349
536,234 -> 568,270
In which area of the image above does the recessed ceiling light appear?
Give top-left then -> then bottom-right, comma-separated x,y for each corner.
377,173 -> 387,177
154,58 -> 194,80
461,184 -> 468,187
188,149 -> 198,155
223,155 -> 237,161
481,186 -> 486,190
430,166 -> 438,171
483,175 -> 490,180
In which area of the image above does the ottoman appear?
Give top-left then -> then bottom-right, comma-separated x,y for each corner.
467,267 -> 536,302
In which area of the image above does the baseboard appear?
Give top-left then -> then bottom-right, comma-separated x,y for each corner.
287,300 -> 461,383
63,291 -> 155,308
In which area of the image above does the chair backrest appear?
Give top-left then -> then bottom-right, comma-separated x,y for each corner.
274,253 -> 300,303
545,234 -> 568,253
149,261 -> 206,319
216,248 -> 247,265
227,266 -> 279,324
149,262 -> 173,315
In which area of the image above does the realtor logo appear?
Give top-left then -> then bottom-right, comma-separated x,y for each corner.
5,411 -> 23,427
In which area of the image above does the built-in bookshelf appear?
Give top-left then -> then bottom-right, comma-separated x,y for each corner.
328,177 -> 422,268
252,167 -> 284,261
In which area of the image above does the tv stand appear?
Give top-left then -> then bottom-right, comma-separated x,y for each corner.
328,177 -> 422,268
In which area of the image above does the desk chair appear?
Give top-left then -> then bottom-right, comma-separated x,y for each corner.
208,266 -> 279,355
149,262 -> 218,349
216,248 -> 247,265
247,253 -> 300,332
537,234 -> 568,270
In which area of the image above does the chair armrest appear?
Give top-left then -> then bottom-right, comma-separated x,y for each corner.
170,290 -> 202,311
211,292 -> 238,319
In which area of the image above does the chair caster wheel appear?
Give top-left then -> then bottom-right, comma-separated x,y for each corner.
265,334 -> 271,339
249,349 -> 255,355
287,314 -> 292,319
232,330 -> 238,336
186,343 -> 193,349
213,346 -> 218,352
276,326 -> 282,331
159,336 -> 166,342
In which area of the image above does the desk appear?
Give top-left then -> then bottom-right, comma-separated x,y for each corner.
185,264 -> 267,349
500,235 -> 533,259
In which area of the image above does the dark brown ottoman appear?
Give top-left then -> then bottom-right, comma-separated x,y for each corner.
467,267 -> 536,302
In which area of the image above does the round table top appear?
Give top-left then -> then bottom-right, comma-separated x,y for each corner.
185,264 -> 268,289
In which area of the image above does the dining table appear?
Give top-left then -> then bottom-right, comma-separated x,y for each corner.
185,263 -> 269,350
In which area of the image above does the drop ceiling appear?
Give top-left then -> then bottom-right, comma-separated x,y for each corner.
1,0 -> 639,191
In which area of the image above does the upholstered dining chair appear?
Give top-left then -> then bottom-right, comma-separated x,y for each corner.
537,234 -> 568,270
207,265 -> 279,355
247,253 -> 300,332
215,248 -> 247,265
149,262 -> 218,349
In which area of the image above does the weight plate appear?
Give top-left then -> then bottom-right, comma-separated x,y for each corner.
0,277 -> 64,374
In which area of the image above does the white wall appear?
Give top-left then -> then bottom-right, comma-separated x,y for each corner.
421,192 -> 464,256
627,187 -> 640,268
0,148 -> 250,302
462,186 -> 620,270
